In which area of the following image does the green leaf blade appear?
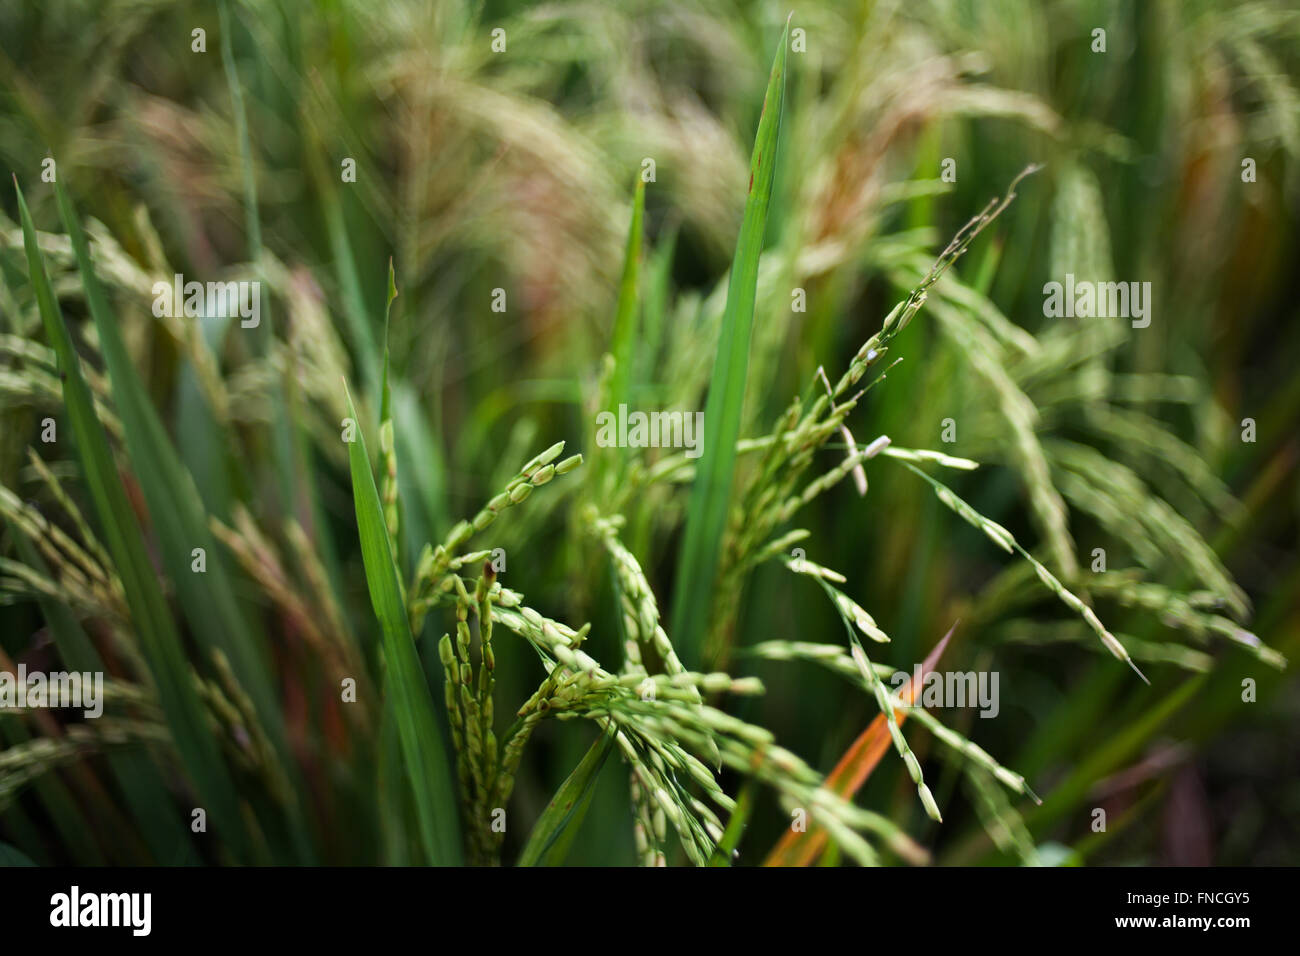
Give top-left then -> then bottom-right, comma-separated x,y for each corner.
668,19 -> 790,667
343,381 -> 461,865
607,179 -> 646,412
518,728 -> 615,867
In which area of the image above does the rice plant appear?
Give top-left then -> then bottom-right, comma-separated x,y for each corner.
0,0 -> 1295,867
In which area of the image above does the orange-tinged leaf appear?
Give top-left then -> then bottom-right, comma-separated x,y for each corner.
763,626 -> 955,866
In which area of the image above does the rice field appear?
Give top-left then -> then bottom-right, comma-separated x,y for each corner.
0,0 -> 1297,867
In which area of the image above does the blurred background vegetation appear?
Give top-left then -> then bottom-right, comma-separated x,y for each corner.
0,0 -> 1297,865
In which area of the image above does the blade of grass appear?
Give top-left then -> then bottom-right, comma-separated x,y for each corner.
14,178 -> 254,861
668,17 -> 790,668
607,179 -> 645,414
639,224 -> 677,394
379,259 -> 402,561
376,698 -> 413,865
343,379 -> 461,864
517,727 -> 615,867
595,179 -> 646,496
